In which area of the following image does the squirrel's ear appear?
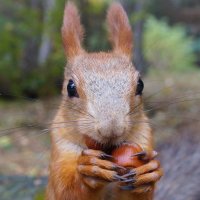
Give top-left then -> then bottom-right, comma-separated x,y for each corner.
107,3 -> 133,59
62,2 -> 85,59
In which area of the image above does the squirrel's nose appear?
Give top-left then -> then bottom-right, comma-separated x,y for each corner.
97,119 -> 125,138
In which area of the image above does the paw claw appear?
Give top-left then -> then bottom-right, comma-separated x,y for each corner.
138,151 -> 149,161
152,150 -> 158,158
131,151 -> 146,157
114,165 -> 126,171
113,175 -> 127,181
120,178 -> 135,184
136,150 -> 158,161
100,153 -> 113,159
121,170 -> 136,178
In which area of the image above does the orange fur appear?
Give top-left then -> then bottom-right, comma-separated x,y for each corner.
107,3 -> 133,59
46,2 -> 162,200
46,145 -> 103,200
62,2 -> 84,59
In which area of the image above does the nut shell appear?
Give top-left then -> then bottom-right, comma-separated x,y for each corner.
111,143 -> 145,168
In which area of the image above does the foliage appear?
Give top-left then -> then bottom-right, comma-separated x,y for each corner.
0,1 -> 199,99
143,16 -> 196,72
0,0 -> 111,99
78,0 -> 111,52
0,0 -> 42,97
34,189 -> 45,200
0,0 -> 65,98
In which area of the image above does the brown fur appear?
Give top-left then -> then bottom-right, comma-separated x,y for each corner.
107,3 -> 133,59
46,2 -> 162,200
62,2 -> 84,59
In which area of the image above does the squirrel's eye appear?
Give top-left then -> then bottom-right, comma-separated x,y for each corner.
136,78 -> 144,96
67,79 -> 79,98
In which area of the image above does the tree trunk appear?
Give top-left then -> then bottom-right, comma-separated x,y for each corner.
38,0 -> 55,66
133,0 -> 147,74
121,0 -> 147,74
21,0 -> 42,72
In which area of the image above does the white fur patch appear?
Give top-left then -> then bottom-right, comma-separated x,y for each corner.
56,139 -> 83,154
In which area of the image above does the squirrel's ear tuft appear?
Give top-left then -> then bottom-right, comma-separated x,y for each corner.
62,2 -> 85,59
107,3 -> 133,59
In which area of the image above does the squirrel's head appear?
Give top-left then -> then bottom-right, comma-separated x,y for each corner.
61,2 -> 145,145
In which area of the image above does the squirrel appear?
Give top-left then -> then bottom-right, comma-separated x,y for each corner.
46,2 -> 163,200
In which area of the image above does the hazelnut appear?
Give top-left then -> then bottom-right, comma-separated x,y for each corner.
111,143 -> 145,168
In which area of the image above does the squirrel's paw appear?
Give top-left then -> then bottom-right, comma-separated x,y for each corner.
77,149 -> 125,189
119,155 -> 163,193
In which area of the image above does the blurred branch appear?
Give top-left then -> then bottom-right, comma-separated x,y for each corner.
38,0 -> 55,66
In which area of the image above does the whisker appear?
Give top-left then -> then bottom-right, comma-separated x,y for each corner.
126,120 -> 160,129
0,119 -> 95,136
62,97 -> 95,119
146,93 -> 200,104
126,85 -> 175,116
128,96 -> 200,117
128,86 -> 200,116
142,97 -> 200,115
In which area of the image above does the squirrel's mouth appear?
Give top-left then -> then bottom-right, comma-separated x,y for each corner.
84,135 -> 124,154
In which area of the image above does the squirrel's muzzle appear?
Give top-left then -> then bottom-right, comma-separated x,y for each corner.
96,113 -> 126,140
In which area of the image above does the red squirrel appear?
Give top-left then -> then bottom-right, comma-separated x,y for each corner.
46,2 -> 163,200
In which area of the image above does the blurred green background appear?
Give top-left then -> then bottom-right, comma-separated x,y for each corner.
0,0 -> 200,199
0,0 -> 199,99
